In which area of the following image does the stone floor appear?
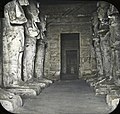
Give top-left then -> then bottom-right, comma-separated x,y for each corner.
14,79 -> 111,114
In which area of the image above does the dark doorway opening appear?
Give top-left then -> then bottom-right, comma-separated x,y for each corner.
61,33 -> 80,80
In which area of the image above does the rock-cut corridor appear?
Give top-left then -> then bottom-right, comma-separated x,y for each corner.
0,0 -> 120,113
14,79 -> 110,114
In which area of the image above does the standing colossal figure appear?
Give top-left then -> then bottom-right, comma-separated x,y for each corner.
23,0 -> 40,81
35,16 -> 47,79
3,0 -> 28,87
108,4 -> 120,84
92,11 -> 104,77
93,37 -> 104,76
34,15 -> 52,84
22,0 -> 52,85
99,32 -> 111,78
97,1 -> 111,78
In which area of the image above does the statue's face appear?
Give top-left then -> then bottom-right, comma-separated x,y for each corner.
18,0 -> 29,6
31,8 -> 40,22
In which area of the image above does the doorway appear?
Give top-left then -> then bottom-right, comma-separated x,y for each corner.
61,33 -> 80,80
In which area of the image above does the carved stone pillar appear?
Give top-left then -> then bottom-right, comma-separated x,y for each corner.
0,19 -> 3,86
108,4 -> 120,85
34,16 -> 53,84
23,20 -> 39,81
2,0 -> 41,96
3,0 -> 27,87
22,1 -> 40,82
92,11 -> 104,77
35,16 -> 46,79
35,39 -> 45,79
0,0 -> 29,111
93,37 -> 104,76
99,32 -> 111,77
97,1 -> 111,78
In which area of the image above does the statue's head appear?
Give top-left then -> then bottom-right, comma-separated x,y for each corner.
18,0 -> 29,6
40,16 -> 47,31
25,1 -> 40,23
4,0 -> 27,24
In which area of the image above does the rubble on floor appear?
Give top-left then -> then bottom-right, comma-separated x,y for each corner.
82,74 -> 120,112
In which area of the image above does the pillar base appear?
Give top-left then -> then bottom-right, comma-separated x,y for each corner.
26,79 -> 47,89
106,94 -> 120,111
0,88 -> 22,112
34,78 -> 53,87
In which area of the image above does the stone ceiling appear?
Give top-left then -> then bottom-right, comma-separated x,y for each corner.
40,1 -> 97,17
0,0 -> 119,18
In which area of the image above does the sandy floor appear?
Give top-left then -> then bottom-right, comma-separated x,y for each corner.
14,79 -> 111,114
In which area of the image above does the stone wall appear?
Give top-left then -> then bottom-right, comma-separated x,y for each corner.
44,16 -> 97,80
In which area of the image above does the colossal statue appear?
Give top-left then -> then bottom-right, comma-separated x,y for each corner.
23,0 -> 40,81
93,37 -> 104,76
3,0 -> 27,86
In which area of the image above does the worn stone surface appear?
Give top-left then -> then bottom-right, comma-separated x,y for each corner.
2,0 -> 43,100
34,78 -> 53,87
0,88 -> 22,112
6,88 -> 37,96
100,32 -> 111,77
106,94 -> 120,111
0,19 -> 3,86
13,80 -> 110,114
3,0 -> 27,86
44,16 -> 94,80
108,8 -> 120,85
1,1 -> 120,113
35,40 -> 45,79
35,15 -> 47,79
85,2 -> 120,111
0,100 -> 14,112
25,79 -> 46,89
93,38 -> 104,76
23,1 -> 39,82
18,0 -> 29,6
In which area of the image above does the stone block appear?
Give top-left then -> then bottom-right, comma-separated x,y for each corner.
50,63 -> 60,71
6,88 -> 37,97
80,57 -> 91,70
86,77 -> 97,83
50,41 -> 58,48
23,83 -> 42,94
95,86 -> 108,95
83,70 -> 92,75
50,50 -> 58,57
0,100 -> 14,112
50,56 -> 58,63
91,58 -> 97,69
80,47 -> 91,57
0,88 -> 22,112
81,38 -> 90,46
25,80 -> 46,89
34,78 -> 53,86
106,94 -> 120,111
